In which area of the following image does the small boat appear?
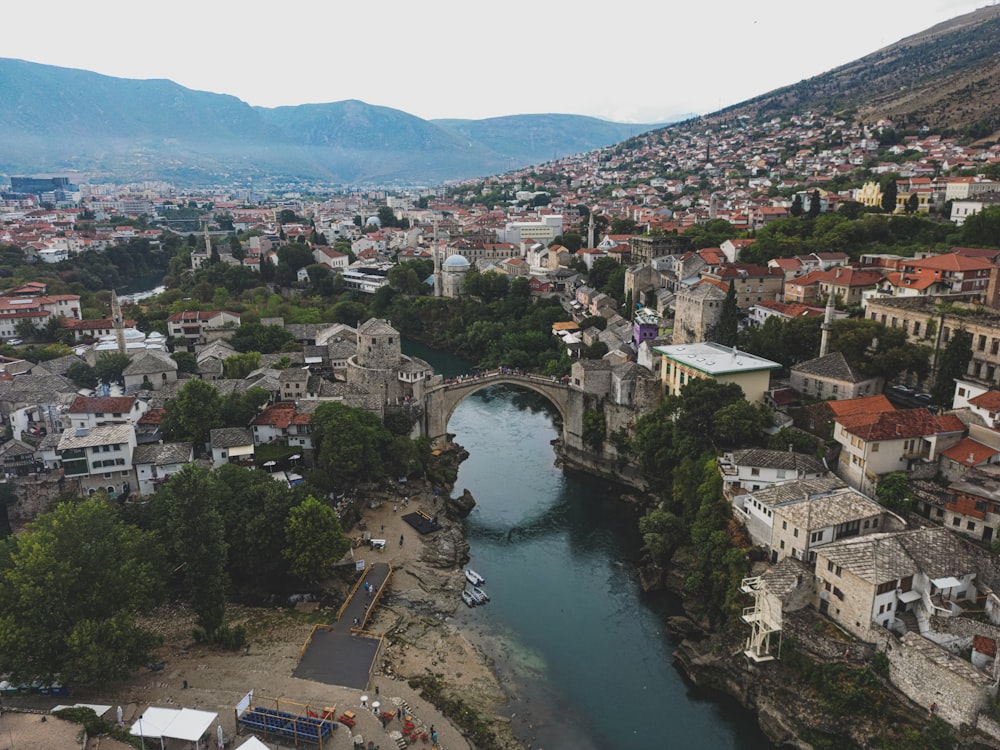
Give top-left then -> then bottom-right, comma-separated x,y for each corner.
461,589 -> 477,607
471,585 -> 490,603
465,569 -> 485,585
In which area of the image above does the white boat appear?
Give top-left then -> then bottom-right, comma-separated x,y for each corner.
461,589 -> 477,607
470,585 -> 490,603
465,569 -> 485,585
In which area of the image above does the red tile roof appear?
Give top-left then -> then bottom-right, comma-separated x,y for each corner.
69,396 -> 136,414
837,408 -> 964,441
970,391 -> 1000,410
827,394 -> 895,418
940,438 -> 998,466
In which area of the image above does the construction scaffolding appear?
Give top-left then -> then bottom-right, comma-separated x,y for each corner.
740,576 -> 782,663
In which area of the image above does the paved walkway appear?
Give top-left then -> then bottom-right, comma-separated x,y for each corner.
293,562 -> 393,690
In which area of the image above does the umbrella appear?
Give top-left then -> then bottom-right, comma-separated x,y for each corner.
217,724 -> 224,750
263,461 -> 276,472
290,454 -> 301,460
117,705 -> 123,728
360,694 -> 368,708
372,701 -> 380,714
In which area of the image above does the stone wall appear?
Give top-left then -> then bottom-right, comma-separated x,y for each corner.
877,629 -> 995,729
7,474 -> 81,529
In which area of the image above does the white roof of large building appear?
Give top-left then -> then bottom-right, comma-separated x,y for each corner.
653,341 -> 781,375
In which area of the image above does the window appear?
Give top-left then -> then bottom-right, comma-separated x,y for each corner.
872,518 -> 878,528
827,560 -> 834,572
953,517 -> 961,526
751,468 -> 760,477
793,528 -> 799,538
782,520 -> 787,530
968,521 -> 976,531
780,540 -> 785,549
872,443 -> 879,452
833,587 -> 844,601
836,565 -> 842,577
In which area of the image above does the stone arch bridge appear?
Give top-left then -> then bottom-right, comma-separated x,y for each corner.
422,371 -> 584,449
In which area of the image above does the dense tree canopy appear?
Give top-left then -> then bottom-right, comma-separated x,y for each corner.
0,497 -> 164,684
283,495 -> 351,582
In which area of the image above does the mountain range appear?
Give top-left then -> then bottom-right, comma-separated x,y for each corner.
0,58 -> 677,186
4,5 -> 1000,189
704,4 -> 1000,136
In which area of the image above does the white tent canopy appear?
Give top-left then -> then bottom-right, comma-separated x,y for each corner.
131,707 -> 218,742
236,738 -> 271,750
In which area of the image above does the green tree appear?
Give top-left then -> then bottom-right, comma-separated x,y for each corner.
213,465 -> 296,589
876,472 -> 913,514
905,193 -> 919,215
230,323 -> 296,354
789,194 -> 803,218
158,466 -> 228,633
312,402 -> 392,490
579,316 -> 607,331
0,496 -> 164,683
161,378 -> 222,450
66,361 -> 98,389
961,206 -> 1000,247
582,408 -> 606,451
222,351 -> 262,379
881,177 -> 898,214
0,482 -> 16,539
283,495 -> 351,582
171,351 -> 198,374
932,328 -> 973,406
711,280 -> 739,346
807,190 -> 821,219
94,352 -> 131,384
220,387 -> 269,428
638,508 -> 686,566
713,400 -> 767,449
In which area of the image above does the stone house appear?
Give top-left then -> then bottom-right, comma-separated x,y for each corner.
56,422 -> 136,499
863,298 -> 1000,387
790,352 -> 884,401
132,441 -> 193,497
814,527 -> 978,642
167,310 -> 241,345
769,485 -> 906,565
67,395 -> 147,430
735,476 -> 847,549
123,352 -> 178,392
833,408 -> 966,495
210,427 -> 255,468
718,447 -> 827,499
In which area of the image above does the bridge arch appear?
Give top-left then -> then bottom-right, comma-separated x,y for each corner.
423,373 -> 572,446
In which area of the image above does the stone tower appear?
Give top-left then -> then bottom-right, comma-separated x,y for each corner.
819,293 -> 835,358
356,318 -> 401,370
111,290 -> 127,355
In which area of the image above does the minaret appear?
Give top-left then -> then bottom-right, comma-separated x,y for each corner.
819,293 -> 835,358
203,221 -> 212,255
587,210 -> 596,249
432,220 -> 442,298
111,290 -> 126,355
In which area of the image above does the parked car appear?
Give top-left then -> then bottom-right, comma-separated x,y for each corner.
891,384 -> 914,394
915,392 -> 933,402
6,338 -> 22,345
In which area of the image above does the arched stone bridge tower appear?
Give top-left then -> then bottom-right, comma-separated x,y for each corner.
422,371 -> 585,450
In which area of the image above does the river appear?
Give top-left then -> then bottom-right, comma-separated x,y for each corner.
404,341 -> 774,750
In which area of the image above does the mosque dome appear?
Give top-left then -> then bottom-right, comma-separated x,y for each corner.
365,216 -> 381,226
443,254 -> 470,268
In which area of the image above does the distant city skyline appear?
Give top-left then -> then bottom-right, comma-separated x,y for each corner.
2,0 -> 990,123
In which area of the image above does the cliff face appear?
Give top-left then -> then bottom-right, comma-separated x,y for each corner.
668,607 -> 1000,749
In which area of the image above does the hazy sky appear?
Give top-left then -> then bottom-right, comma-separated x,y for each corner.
2,0 -> 991,122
